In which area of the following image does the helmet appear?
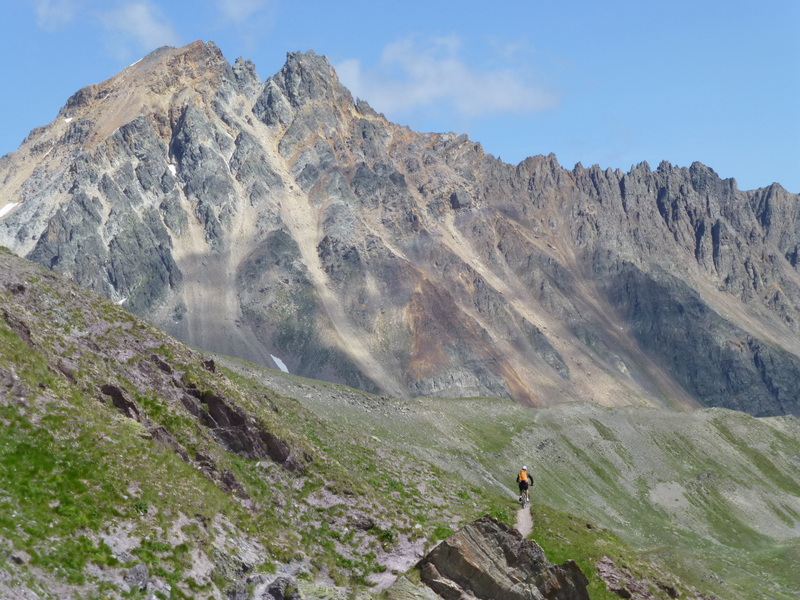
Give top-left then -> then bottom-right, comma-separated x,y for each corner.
522,465 -> 527,470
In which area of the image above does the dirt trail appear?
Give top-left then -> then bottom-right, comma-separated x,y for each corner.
515,507 -> 533,538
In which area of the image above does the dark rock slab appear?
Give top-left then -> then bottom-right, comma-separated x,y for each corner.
406,515 -> 589,600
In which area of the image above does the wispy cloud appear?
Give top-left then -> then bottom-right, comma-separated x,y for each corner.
29,1 -> 179,56
215,0 -> 268,22
336,35 -> 560,118
33,0 -> 81,30
100,1 -> 179,53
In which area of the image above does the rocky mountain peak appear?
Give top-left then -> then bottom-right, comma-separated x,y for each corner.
279,50 -> 352,106
3,42 -> 800,416
56,41 -> 231,145
253,48 -> 361,136
232,55 -> 262,96
0,41 -> 238,226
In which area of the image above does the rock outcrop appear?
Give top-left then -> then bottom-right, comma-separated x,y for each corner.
388,515 -> 589,600
3,41 -> 800,415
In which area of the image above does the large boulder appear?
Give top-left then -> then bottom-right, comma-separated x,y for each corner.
389,515 -> 589,600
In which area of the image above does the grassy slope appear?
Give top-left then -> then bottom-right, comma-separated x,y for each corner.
239,367 -> 800,600
2,246 -> 799,599
0,248 -> 506,599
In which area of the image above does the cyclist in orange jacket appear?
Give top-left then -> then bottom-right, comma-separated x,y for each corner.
517,465 -> 533,503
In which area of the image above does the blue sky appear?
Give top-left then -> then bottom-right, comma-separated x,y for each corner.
2,0 -> 798,192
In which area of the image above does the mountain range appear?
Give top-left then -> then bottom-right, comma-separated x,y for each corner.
3,41 -> 800,417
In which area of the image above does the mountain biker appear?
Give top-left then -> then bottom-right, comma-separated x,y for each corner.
517,465 -> 532,503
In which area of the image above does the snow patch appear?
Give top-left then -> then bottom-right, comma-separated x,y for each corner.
116,297 -> 127,305
0,202 -> 19,218
63,117 -> 73,124
270,355 -> 289,373
168,164 -> 177,176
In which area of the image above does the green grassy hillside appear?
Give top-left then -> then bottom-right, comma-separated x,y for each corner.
2,246 -> 799,599
0,247 -> 507,599
236,365 -> 800,600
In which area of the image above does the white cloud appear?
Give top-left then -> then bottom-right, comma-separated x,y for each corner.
29,1 -> 181,62
216,0 -> 268,22
33,0 -> 81,30
100,1 -> 179,52
336,35 -> 559,118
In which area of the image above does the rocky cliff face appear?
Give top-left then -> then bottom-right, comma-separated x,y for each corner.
3,41 -> 800,416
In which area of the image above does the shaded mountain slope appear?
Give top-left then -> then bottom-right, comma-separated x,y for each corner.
3,41 -> 800,415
